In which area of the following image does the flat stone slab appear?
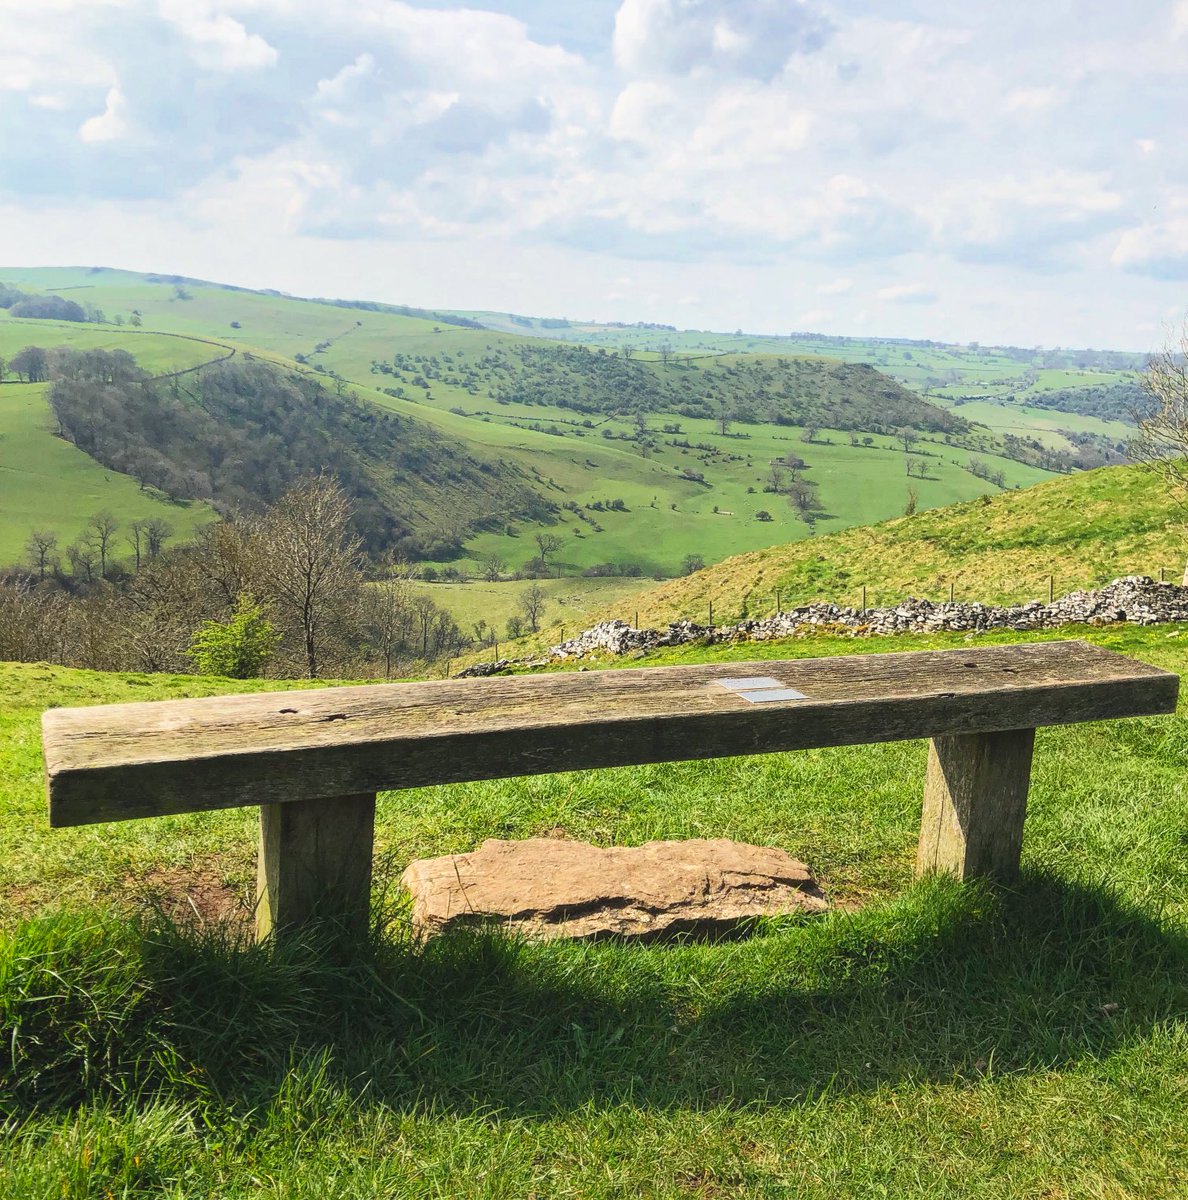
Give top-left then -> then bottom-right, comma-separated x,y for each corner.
400,837 -> 828,942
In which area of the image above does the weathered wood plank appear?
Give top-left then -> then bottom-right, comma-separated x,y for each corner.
916,729 -> 1036,881
256,792 -> 376,939
43,641 -> 1177,826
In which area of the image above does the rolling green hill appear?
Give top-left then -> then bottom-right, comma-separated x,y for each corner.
1,267 -> 1064,576
596,462 -> 1186,628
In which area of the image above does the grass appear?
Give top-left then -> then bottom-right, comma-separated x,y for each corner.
0,267 -> 1066,577
2,623 -> 1188,1194
410,575 -> 652,638
602,461 -> 1188,629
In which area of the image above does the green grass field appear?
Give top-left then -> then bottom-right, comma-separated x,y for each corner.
601,461 -> 1187,629
410,575 -> 653,640
0,309 -> 220,561
0,267 -> 1082,578
3,622 -> 1188,1195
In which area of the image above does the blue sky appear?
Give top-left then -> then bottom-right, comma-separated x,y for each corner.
1,0 -> 1187,349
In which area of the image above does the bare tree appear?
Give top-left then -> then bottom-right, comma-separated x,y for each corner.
1133,324 -> 1188,581
88,511 -> 119,579
534,532 -> 564,571
254,476 -> 363,678
25,529 -> 59,580
362,577 -> 413,679
127,519 -> 146,571
481,552 -> 506,583
717,401 -> 731,436
519,582 -> 545,633
143,518 -> 173,560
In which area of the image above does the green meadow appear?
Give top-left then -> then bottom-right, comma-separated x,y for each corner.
0,267 -> 1098,579
2,621 -> 1187,1196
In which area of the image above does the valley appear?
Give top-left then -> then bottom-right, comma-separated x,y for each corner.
0,266 -> 1134,586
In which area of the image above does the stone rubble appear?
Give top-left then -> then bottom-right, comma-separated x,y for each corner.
546,576 -> 1188,661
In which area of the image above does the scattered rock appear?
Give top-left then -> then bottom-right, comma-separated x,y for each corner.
400,837 -> 827,942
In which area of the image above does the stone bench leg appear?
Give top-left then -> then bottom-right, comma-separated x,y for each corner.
256,793 -> 376,940
916,729 -> 1035,882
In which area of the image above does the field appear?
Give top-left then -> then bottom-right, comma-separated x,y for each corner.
3,622 -> 1188,1195
0,266 -> 1086,579
591,461 -> 1188,630
410,575 -> 653,640
0,317 -> 221,562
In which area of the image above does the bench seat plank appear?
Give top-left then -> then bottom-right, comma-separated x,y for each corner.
43,640 -> 1177,827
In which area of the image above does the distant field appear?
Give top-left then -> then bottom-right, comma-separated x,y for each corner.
410,576 -> 652,641
589,462 -> 1186,630
0,267 -> 1136,575
0,314 -> 219,564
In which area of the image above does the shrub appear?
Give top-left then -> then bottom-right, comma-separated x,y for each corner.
187,596 -> 279,679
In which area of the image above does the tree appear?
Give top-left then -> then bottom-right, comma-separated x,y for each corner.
361,577 -> 413,679
0,356 -> 7,382
481,552 -> 506,582
1133,324 -> 1188,582
253,476 -> 363,678
11,345 -> 49,383
187,595 -> 279,679
87,511 -> 119,579
143,518 -> 173,559
534,532 -> 564,570
900,427 -> 918,455
128,519 -> 146,571
755,510 -> 773,522
682,553 -> 705,575
717,401 -> 731,436
519,582 -> 545,633
25,529 -> 58,579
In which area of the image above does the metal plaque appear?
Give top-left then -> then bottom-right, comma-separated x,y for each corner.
736,687 -> 809,704
717,677 -> 786,692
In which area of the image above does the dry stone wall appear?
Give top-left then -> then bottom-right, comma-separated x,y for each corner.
455,576 -> 1188,676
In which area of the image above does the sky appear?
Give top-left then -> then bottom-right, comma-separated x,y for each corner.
1,0 -> 1187,350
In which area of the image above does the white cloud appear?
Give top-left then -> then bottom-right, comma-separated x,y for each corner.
877,283 -> 937,304
1173,0 -> 1188,38
1003,86 -> 1063,114
78,85 -> 129,142
818,277 -> 852,295
1112,218 -> 1188,280
158,1 -> 278,71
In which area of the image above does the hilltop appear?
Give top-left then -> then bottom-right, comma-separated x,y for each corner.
590,463 -> 1185,629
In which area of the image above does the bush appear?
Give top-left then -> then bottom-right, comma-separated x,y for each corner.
755,510 -> 773,521
187,596 -> 279,679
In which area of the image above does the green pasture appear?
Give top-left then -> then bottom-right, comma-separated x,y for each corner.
410,575 -> 652,639
0,267 -> 1138,577
0,380 -> 213,566
2,622 -> 1188,1195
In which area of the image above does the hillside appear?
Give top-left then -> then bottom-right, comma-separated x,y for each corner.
601,463 -> 1186,628
2,267 -> 1059,575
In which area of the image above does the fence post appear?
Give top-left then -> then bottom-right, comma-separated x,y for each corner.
1160,566 -> 1166,583
708,601 -> 714,630
775,589 -> 781,614
1048,575 -> 1054,604
949,581 -> 955,605
861,585 -> 867,615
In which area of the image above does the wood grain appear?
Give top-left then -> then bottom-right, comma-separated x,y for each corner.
916,729 -> 1036,881
43,640 -> 1178,826
256,792 -> 375,939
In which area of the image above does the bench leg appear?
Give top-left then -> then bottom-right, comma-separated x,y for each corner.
256,793 -> 376,941
916,729 -> 1035,882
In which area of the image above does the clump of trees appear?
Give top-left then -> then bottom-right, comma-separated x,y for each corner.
35,347 -> 549,561
0,478 -> 470,679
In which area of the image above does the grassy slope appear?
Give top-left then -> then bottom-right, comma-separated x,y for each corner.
605,462 -> 1186,627
0,316 -> 220,561
410,575 -> 653,638
0,268 -> 1053,577
3,625 -> 1188,1195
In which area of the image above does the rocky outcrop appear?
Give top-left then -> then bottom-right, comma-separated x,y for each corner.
400,837 -> 827,941
547,576 -> 1188,660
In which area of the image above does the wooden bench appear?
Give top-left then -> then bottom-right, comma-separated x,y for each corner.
42,640 -> 1177,940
